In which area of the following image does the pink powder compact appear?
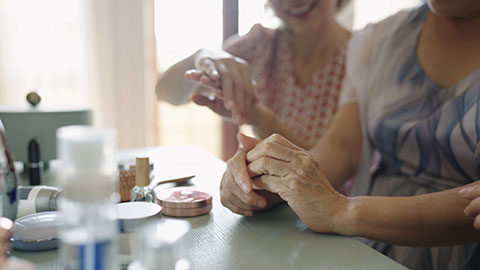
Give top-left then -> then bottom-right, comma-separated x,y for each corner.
156,187 -> 212,217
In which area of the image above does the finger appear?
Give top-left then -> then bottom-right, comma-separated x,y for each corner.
185,69 -> 204,81
252,80 -> 260,103
216,62 -> 235,111
220,171 -> 266,213
252,175 -> 289,195
199,75 -> 222,89
246,140 -> 295,163
198,58 -> 220,80
228,149 -> 253,193
229,183 -> 267,208
221,196 -> 253,216
220,171 -> 252,216
237,133 -> 260,151
268,133 -> 305,151
215,89 -> 224,99
247,156 -> 291,178
474,215 -> 480,231
239,65 -> 254,124
192,93 -> 212,106
192,93 -> 231,118
459,183 -> 480,200
464,197 -> 480,217
228,65 -> 245,125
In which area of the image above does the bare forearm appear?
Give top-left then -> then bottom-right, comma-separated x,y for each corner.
312,134 -> 359,189
338,187 -> 480,246
310,103 -> 362,189
156,49 -> 201,105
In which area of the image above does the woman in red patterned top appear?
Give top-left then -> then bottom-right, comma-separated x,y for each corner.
156,0 -> 351,149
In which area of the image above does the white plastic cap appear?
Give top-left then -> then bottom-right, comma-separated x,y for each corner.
56,125 -> 117,201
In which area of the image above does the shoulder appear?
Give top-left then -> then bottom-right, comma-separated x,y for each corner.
346,5 -> 427,81
342,5 -> 427,104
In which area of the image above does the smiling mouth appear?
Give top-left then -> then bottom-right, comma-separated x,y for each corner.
284,0 -> 318,17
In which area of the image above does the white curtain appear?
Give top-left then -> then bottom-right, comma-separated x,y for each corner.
0,0 -> 157,149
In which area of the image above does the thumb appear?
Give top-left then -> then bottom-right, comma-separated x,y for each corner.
191,93 -> 211,106
237,133 -> 260,151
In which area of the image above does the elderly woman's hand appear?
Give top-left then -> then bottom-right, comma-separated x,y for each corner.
245,133 -> 350,233
220,134 -> 269,216
0,218 -> 13,266
460,182 -> 480,230
184,49 -> 258,125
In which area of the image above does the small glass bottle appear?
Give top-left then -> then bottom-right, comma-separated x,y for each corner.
57,126 -> 119,270
130,157 -> 155,202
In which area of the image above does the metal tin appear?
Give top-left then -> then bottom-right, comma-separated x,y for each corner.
156,187 -> 212,217
156,187 -> 212,209
161,204 -> 212,217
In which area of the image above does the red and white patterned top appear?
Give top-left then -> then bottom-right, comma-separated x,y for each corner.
224,24 -> 345,147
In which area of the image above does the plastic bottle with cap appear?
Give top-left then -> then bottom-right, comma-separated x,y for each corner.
56,125 -> 119,270
130,157 -> 155,203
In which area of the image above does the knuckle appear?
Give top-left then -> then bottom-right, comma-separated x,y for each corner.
295,168 -> 306,178
263,141 -> 275,152
259,156 -> 269,168
288,179 -> 301,190
268,133 -> 283,143
299,154 -> 315,168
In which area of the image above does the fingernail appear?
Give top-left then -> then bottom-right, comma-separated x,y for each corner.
459,187 -> 472,196
257,200 -> 266,208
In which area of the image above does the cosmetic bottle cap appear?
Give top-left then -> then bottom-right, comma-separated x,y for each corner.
56,125 -> 117,201
135,157 -> 150,187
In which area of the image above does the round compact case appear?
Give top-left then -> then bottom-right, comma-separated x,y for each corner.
12,211 -> 62,251
156,187 -> 212,217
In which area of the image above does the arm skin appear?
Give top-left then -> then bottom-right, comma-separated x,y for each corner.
459,181 -> 480,230
244,102 -> 480,246
342,187 -> 480,246
155,49 -> 208,106
308,102 -> 363,189
155,49 -> 312,148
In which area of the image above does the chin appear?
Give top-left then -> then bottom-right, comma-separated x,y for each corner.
427,0 -> 480,18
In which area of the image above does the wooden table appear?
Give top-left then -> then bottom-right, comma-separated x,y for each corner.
12,145 -> 407,269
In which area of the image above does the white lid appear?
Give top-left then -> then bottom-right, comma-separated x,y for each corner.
56,125 -> 117,201
116,202 -> 161,233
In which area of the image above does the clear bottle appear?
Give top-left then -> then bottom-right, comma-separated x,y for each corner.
56,126 -> 119,270
130,157 -> 155,202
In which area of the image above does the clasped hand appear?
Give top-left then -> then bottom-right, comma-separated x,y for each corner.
220,133 -> 350,234
185,50 -> 258,125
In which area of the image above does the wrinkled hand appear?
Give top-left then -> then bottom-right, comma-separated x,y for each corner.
220,134 -> 269,216
460,182 -> 480,230
185,50 -> 258,125
0,218 -> 13,266
245,133 -> 349,233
